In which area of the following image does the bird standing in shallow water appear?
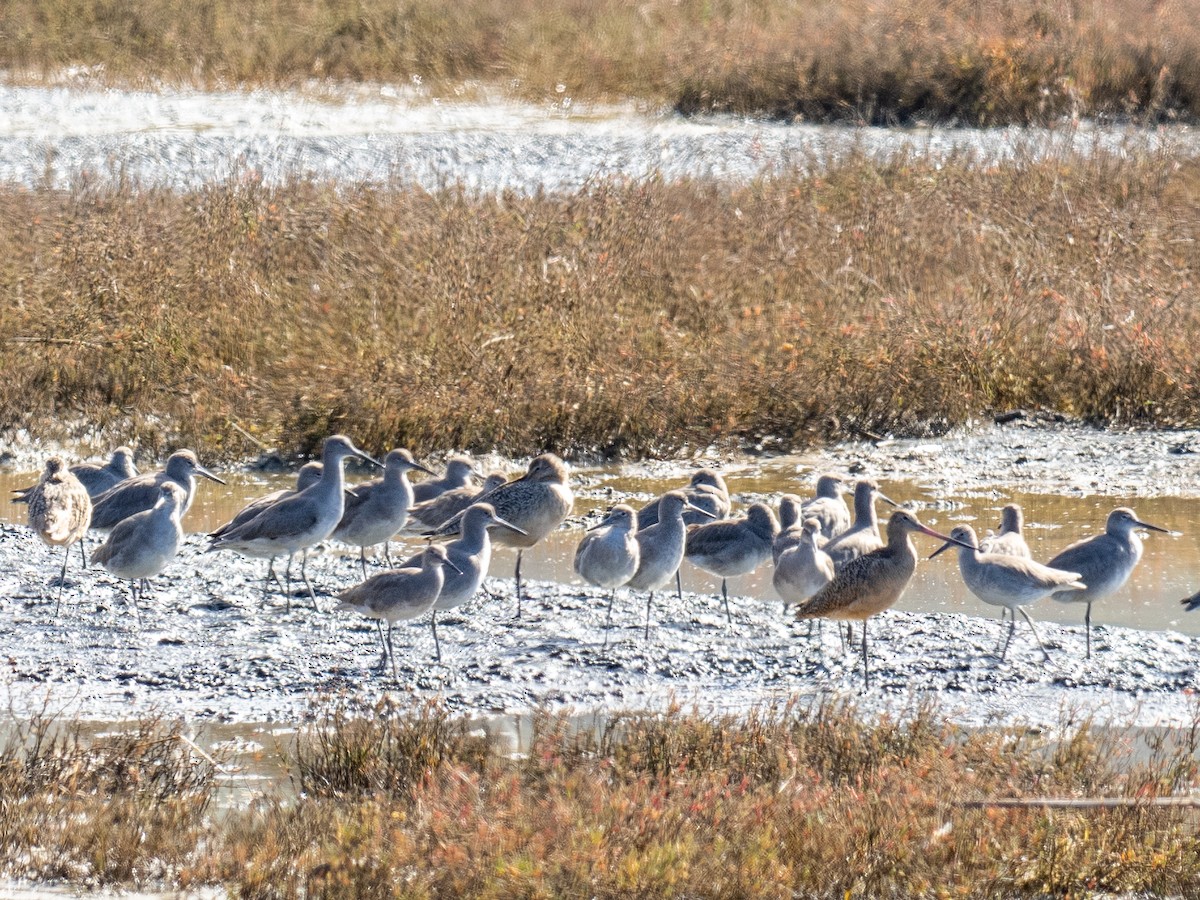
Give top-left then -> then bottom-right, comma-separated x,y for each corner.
931,524 -> 1084,662
801,474 -> 850,541
574,504 -> 640,643
823,479 -> 900,570
91,482 -> 187,625
978,503 -> 1032,628
22,456 -> 93,613
90,449 -> 224,531
332,448 -> 434,575
794,510 -> 970,688
685,503 -> 779,624
1046,507 -> 1173,659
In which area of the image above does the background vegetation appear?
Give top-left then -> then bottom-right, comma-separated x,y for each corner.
2,0 -> 1200,124
1,148 -> 1197,461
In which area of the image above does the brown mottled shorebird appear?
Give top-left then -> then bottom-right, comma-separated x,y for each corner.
685,502 -> 779,623
410,472 -> 507,530
207,462 -> 324,598
411,455 -> 478,505
434,453 -> 574,618
333,448 -> 434,576
801,474 -> 850,541
627,490 -> 715,639
823,479 -> 900,570
574,504 -> 640,642
91,482 -> 187,625
794,510 -> 970,687
337,543 -> 463,679
774,517 -> 835,612
14,447 -> 139,504
90,449 -> 224,530
208,435 -> 381,609
931,524 -> 1084,662
1046,507 -> 1173,659
21,456 -> 93,612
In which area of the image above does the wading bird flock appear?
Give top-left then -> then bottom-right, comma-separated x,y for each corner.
9,437 -> 1186,686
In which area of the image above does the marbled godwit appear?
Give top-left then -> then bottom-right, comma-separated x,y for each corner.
636,470 -> 730,529
434,453 -> 573,618
90,449 -> 224,531
411,455 -> 478,505
332,448 -> 434,576
207,462 -> 323,598
336,543 -> 463,679
208,435 -> 381,609
627,490 -> 715,639
823,479 -> 900,570
794,510 -> 969,687
931,524 -> 1084,662
401,502 -> 526,661
774,517 -> 835,612
1046,507 -> 1172,659
685,502 -> 779,623
91,482 -> 187,625
801,474 -> 850,540
410,472 -> 507,530
21,456 -> 92,612
14,447 -> 139,503
574,504 -> 640,641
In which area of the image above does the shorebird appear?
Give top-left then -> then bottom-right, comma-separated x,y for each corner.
332,448 -> 434,576
774,517 -> 835,612
208,435 -> 381,609
410,472 -> 507,530
574,504 -> 640,642
433,453 -> 574,618
823,479 -> 900,570
794,510 -> 970,687
801,474 -> 850,540
685,502 -> 779,623
21,456 -> 93,612
207,462 -> 324,597
931,524 -> 1084,662
411,455 -> 477,505
772,494 -> 811,564
336,543 -> 463,679
13,446 -> 138,502
978,503 -> 1032,627
636,470 -> 730,529
627,490 -> 715,639
91,482 -> 187,624
1046,507 -> 1173,659
90,449 -> 224,531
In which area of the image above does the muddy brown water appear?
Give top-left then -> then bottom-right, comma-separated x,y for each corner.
4,451 -> 1199,637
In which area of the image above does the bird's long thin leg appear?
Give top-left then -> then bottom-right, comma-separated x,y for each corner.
644,591 -> 654,641
999,614 -> 1017,661
129,580 -> 143,627
54,545 -> 70,615
386,622 -> 398,682
675,569 -> 683,603
861,620 -> 870,689
359,547 -> 367,581
283,553 -> 294,612
1017,607 -> 1052,663
79,537 -> 88,570
721,578 -> 731,624
300,550 -> 318,610
1085,602 -> 1092,659
374,620 -> 388,672
514,550 -> 525,619
431,609 -> 442,663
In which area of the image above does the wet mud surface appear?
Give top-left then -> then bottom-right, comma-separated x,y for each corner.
3,422 -> 1200,729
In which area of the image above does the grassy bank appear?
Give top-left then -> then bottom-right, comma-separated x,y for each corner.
2,0 -> 1200,124
1,148 -> 1198,462
2,698 -> 1200,895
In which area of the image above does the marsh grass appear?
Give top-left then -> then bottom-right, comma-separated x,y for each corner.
3,0 -> 1200,124
2,147 -> 1198,462
0,698 -> 1199,895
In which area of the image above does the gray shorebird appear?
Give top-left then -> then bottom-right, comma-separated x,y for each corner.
401,502 -> 526,661
410,472 -> 507,530
978,503 -> 1032,628
823,479 -> 900,570
1046,507 -> 1173,659
411,455 -> 478,505
337,543 -> 463,679
772,494 -> 811,564
90,449 -> 224,531
931,524 -> 1084,662
574,504 -> 640,642
636,470 -> 730,530
685,502 -> 779,623
207,462 -> 324,598
21,456 -> 93,612
434,453 -> 574,618
91,482 -> 187,625
208,435 -> 381,609
627,490 -> 715,639
14,447 -> 139,503
794,510 -> 970,687
332,448 -> 434,576
774,517 -> 835,612
801,474 -> 850,540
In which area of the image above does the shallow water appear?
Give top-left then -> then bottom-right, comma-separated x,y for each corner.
5,446 -> 1199,637
0,84 -> 1193,192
